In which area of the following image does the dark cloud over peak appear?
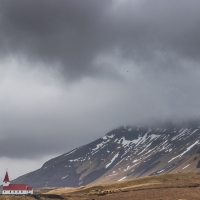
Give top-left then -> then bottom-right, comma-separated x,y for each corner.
0,0 -> 112,79
1,0 -> 200,81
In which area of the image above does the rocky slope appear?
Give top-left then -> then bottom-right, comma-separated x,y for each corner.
12,124 -> 200,187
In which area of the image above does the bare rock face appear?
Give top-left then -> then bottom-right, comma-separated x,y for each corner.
12,124 -> 200,187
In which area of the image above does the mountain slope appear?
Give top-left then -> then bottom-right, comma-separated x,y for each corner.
12,125 -> 200,187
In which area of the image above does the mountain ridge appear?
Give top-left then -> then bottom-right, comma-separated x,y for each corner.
12,124 -> 200,187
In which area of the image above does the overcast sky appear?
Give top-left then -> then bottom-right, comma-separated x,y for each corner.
1,0 -> 200,180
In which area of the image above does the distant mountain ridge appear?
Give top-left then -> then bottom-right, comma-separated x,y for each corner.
12,124 -> 200,187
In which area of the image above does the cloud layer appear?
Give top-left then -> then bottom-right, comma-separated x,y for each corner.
1,0 -> 200,179
1,0 -> 200,79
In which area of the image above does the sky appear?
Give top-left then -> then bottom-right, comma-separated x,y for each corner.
1,0 -> 200,180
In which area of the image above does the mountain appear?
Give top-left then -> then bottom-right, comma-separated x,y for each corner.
12,125 -> 200,187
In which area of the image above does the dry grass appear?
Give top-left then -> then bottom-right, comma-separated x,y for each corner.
0,195 -> 35,200
2,173 -> 200,199
33,187 -> 60,194
46,172 -> 200,200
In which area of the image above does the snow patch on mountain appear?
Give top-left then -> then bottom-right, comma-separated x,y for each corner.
105,152 -> 120,168
168,140 -> 199,162
61,175 -> 68,179
118,176 -> 126,181
64,148 -> 77,156
182,164 -> 190,169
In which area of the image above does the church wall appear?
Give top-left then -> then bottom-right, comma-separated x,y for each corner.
2,190 -> 27,195
27,189 -> 33,194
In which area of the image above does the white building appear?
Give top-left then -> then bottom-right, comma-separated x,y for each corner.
2,171 -> 33,195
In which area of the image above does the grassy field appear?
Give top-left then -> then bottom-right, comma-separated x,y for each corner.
2,173 -> 200,199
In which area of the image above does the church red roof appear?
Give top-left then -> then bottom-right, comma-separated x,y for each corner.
3,184 -> 28,190
2,171 -> 33,191
3,171 -> 10,182
27,187 -> 33,191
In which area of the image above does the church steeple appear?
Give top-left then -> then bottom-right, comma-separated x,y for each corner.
3,171 -> 10,186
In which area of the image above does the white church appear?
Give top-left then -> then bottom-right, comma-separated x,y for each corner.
2,171 -> 33,195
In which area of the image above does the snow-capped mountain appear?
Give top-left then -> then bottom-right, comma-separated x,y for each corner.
12,125 -> 200,187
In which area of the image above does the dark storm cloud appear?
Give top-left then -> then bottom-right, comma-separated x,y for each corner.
0,0 -> 113,79
1,0 -> 200,80
1,0 -> 200,165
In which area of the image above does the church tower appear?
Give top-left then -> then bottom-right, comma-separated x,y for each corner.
3,171 -> 10,186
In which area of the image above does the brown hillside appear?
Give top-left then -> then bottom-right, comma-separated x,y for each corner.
46,173 -> 200,200
2,173 -> 200,199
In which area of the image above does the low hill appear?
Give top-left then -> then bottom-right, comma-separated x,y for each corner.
2,173 -> 200,199
45,172 -> 200,199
